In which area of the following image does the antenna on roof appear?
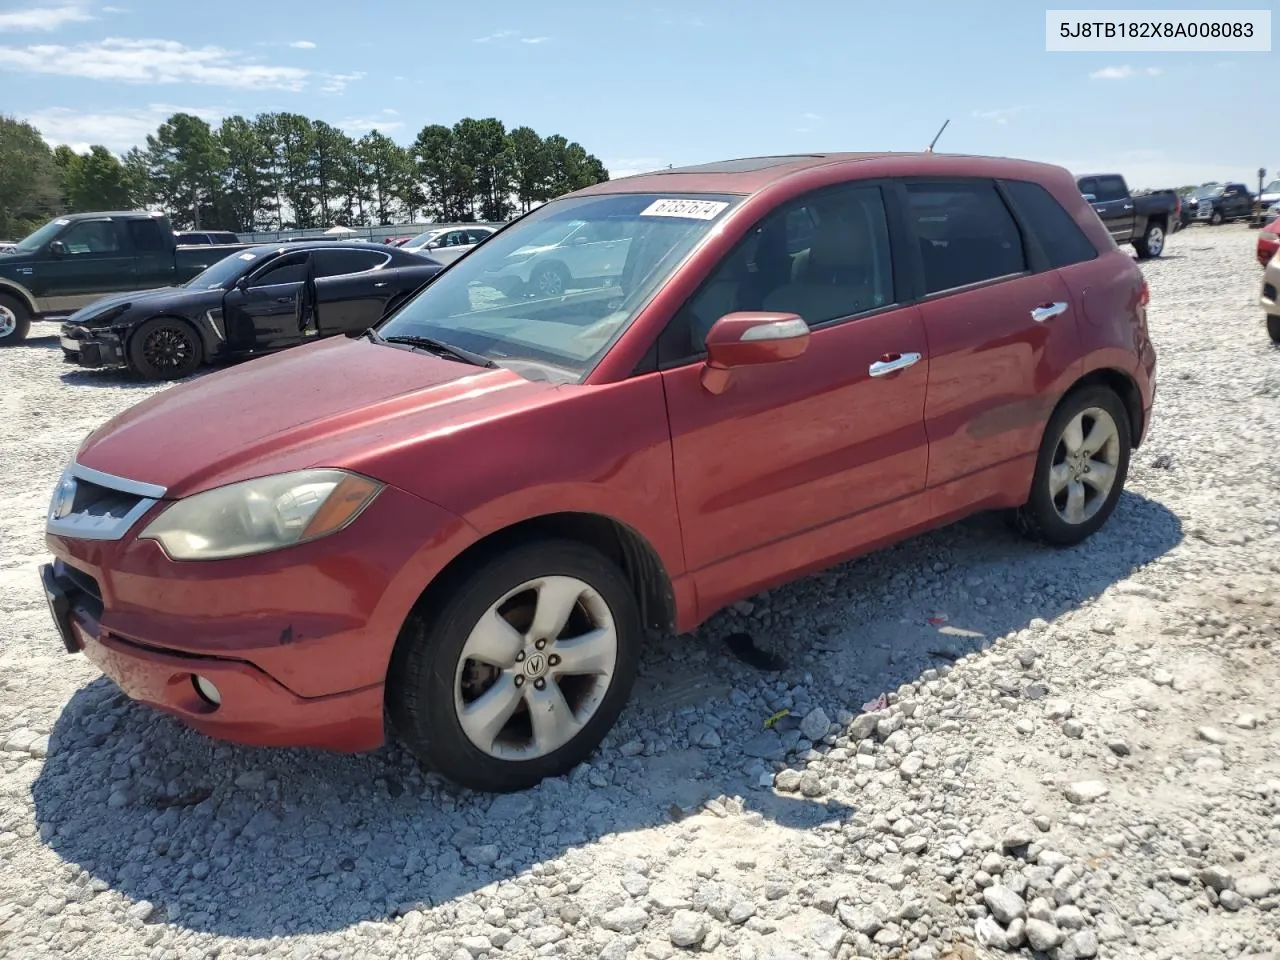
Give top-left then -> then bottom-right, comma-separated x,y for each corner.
925,119 -> 950,154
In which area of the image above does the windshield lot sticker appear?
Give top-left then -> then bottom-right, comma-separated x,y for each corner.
238,252 -> 257,260
640,198 -> 729,220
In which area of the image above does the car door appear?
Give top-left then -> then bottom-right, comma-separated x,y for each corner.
657,181 -> 930,601
900,178 -> 1082,499
1222,184 -> 1250,219
34,218 -> 136,313
221,251 -> 310,352
312,248 -> 395,335
1082,175 -> 1135,242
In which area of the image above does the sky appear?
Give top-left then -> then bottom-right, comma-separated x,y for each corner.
0,0 -> 1272,191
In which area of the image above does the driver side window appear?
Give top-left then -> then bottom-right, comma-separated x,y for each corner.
656,183 -> 894,366
250,254 -> 308,286
58,220 -> 123,255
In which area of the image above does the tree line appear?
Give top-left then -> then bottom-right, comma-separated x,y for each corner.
0,112 -> 610,239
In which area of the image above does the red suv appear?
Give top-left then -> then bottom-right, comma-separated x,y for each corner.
40,153 -> 1157,792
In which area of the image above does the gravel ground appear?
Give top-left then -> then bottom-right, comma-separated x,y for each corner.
1,224 -> 1278,960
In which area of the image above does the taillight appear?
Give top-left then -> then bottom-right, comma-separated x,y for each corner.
1139,279 -> 1150,306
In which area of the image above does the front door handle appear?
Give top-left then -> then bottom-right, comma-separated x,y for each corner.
1030,302 -> 1068,323
373,281 -> 388,288
868,352 -> 922,377
275,296 -> 294,304
1123,204 -> 1134,210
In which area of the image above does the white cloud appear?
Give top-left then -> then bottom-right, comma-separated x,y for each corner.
320,70 -> 364,94
971,106 -> 1024,125
0,37 -> 308,89
101,5 -> 127,12
473,29 -> 517,43
20,102 -> 225,152
288,40 -> 316,49
0,36 -> 363,92
0,3 -> 94,31
1089,65 -> 1162,80
801,112 -> 822,122
521,36 -> 550,44
339,114 -> 405,136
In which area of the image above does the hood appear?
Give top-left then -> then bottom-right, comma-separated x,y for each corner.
67,286 -> 192,324
74,335 -> 553,498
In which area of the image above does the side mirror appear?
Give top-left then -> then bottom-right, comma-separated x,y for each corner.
49,240 -> 67,257
701,311 -> 809,394
235,275 -> 250,292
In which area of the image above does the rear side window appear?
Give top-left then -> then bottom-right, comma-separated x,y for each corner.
129,219 -> 170,252
314,249 -> 390,277
1002,179 -> 1098,268
904,180 -> 1027,294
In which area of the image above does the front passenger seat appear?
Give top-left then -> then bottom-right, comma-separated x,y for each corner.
762,208 -> 880,323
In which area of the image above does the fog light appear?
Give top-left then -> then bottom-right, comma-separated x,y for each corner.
192,675 -> 221,707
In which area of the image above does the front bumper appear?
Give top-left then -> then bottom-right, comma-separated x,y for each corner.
60,324 -> 126,368
40,557 -> 385,751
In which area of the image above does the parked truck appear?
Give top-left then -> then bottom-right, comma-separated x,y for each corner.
1075,173 -> 1178,259
0,211 -> 250,345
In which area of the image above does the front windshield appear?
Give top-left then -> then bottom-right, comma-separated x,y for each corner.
1195,186 -> 1224,199
185,249 -> 263,289
378,192 -> 740,378
1264,180 -> 1280,194
14,217 -> 71,252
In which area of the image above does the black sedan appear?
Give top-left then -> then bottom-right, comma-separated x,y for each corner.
59,242 -> 444,380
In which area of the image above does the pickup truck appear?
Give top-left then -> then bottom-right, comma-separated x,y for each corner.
0,210 -> 249,345
1075,173 -> 1178,260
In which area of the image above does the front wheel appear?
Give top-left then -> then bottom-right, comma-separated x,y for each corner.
387,540 -> 642,792
1133,222 -> 1165,259
529,262 -> 569,297
128,317 -> 204,380
1012,386 -> 1132,546
1209,209 -> 1225,226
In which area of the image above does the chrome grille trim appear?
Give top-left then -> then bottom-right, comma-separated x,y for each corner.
45,462 -> 167,542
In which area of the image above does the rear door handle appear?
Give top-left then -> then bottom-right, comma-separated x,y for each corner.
1030,302 -> 1068,323
1123,204 -> 1134,210
373,281 -> 388,288
275,296 -> 294,303
868,352 -> 922,377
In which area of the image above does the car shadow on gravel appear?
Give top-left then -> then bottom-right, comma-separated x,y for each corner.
30,490 -> 1182,938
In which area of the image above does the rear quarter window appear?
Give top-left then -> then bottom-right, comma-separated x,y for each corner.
1002,179 -> 1099,269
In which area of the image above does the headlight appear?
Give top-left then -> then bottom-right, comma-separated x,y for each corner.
139,469 -> 383,560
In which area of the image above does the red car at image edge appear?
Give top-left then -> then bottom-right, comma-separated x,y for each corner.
40,152 -> 1157,792
1257,219 -> 1280,267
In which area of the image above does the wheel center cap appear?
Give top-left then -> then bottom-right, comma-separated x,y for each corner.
522,652 -> 548,679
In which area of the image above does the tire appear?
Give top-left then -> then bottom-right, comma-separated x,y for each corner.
0,293 -> 32,346
528,262 -> 570,297
1133,221 -> 1165,259
127,317 -> 204,380
387,539 -> 642,792
1209,209 -> 1224,226
1012,385 -> 1132,547
1268,314 -> 1280,345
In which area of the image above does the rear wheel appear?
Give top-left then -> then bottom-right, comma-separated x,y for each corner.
1268,314 -> 1280,344
0,294 -> 31,346
1013,386 -> 1132,546
387,540 -> 642,792
128,317 -> 203,380
1133,222 -> 1165,259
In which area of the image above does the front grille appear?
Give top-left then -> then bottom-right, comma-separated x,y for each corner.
46,464 -> 165,542
68,477 -> 144,522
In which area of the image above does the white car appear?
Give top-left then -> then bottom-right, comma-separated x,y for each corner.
402,226 -> 498,265
479,218 -> 632,297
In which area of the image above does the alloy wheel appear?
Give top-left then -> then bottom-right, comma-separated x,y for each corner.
0,305 -> 15,339
143,327 -> 193,371
453,575 -> 617,760
1048,406 -> 1122,525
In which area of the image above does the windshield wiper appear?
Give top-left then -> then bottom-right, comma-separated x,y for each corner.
376,333 -> 497,368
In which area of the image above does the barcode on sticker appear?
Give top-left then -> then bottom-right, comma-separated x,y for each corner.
639,198 -> 729,220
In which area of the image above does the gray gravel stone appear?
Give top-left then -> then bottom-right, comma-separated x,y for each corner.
1024,918 -> 1064,951
667,910 -> 707,948
982,885 -> 1026,924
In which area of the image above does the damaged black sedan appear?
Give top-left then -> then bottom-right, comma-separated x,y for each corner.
60,242 -> 444,380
